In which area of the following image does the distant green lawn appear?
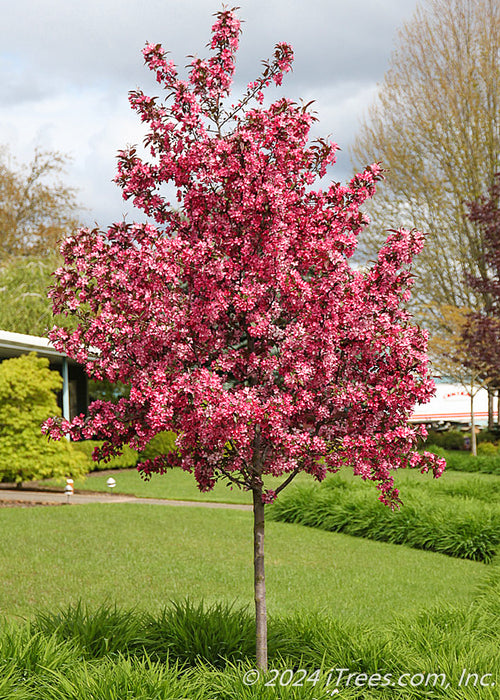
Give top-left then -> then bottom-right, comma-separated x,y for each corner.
75,467 -> 256,503
0,503 -> 486,624
42,466 -> 317,504
36,462 -> 500,504
39,463 -> 500,505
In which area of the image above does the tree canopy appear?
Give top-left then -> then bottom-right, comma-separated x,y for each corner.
43,8 -> 444,668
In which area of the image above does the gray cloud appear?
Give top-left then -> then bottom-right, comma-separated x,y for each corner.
4,0 -> 417,88
1,0 -> 419,225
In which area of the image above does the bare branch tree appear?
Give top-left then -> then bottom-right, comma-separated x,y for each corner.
352,0 -> 500,328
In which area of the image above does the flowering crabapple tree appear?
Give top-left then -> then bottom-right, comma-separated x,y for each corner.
43,8 -> 445,669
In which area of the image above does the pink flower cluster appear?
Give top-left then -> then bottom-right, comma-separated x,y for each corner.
43,9 -> 444,506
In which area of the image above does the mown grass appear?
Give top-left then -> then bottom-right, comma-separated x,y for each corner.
32,468 -> 500,565
1,559 -> 498,699
39,466 -> 329,504
54,466 -> 257,503
0,503 -> 484,623
38,461 -> 500,505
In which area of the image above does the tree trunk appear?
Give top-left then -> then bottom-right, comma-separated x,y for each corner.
488,387 -> 494,430
253,486 -> 267,670
470,380 -> 477,457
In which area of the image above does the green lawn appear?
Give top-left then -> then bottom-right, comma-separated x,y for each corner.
0,503 -> 486,624
69,467 -> 256,503
41,466 -> 314,504
38,462 -> 500,504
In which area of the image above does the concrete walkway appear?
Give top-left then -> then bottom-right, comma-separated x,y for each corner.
0,486 -> 252,510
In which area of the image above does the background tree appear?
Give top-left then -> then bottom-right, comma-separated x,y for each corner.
0,147 -> 82,336
352,0 -> 500,328
0,354 -> 87,485
43,9 -> 444,669
428,304 -> 490,454
462,172 -> 500,425
0,255 -> 60,335
0,147 -> 80,259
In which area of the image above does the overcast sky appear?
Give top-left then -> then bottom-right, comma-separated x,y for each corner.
1,0 -> 420,227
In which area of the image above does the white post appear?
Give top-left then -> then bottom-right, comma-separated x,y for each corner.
62,357 -> 70,420
62,357 -> 71,440
64,478 -> 74,504
470,378 -> 477,457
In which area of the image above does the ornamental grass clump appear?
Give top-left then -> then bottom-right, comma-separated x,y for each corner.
270,479 -> 500,562
139,600 -> 256,668
3,572 -> 499,699
436,449 -> 500,475
33,601 -> 145,659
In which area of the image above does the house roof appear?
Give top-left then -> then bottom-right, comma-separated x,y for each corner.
0,329 -> 73,365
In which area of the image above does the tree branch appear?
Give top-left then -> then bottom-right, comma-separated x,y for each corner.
274,466 -> 301,496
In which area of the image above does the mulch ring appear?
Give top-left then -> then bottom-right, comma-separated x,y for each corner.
0,500 -> 64,508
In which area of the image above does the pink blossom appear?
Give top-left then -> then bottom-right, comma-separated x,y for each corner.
43,8 -> 443,507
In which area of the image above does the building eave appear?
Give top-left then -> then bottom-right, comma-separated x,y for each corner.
0,329 -> 66,361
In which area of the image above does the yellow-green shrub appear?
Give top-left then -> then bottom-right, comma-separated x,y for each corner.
477,441 -> 498,456
72,440 -> 138,471
138,431 -> 177,461
0,353 -> 87,484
